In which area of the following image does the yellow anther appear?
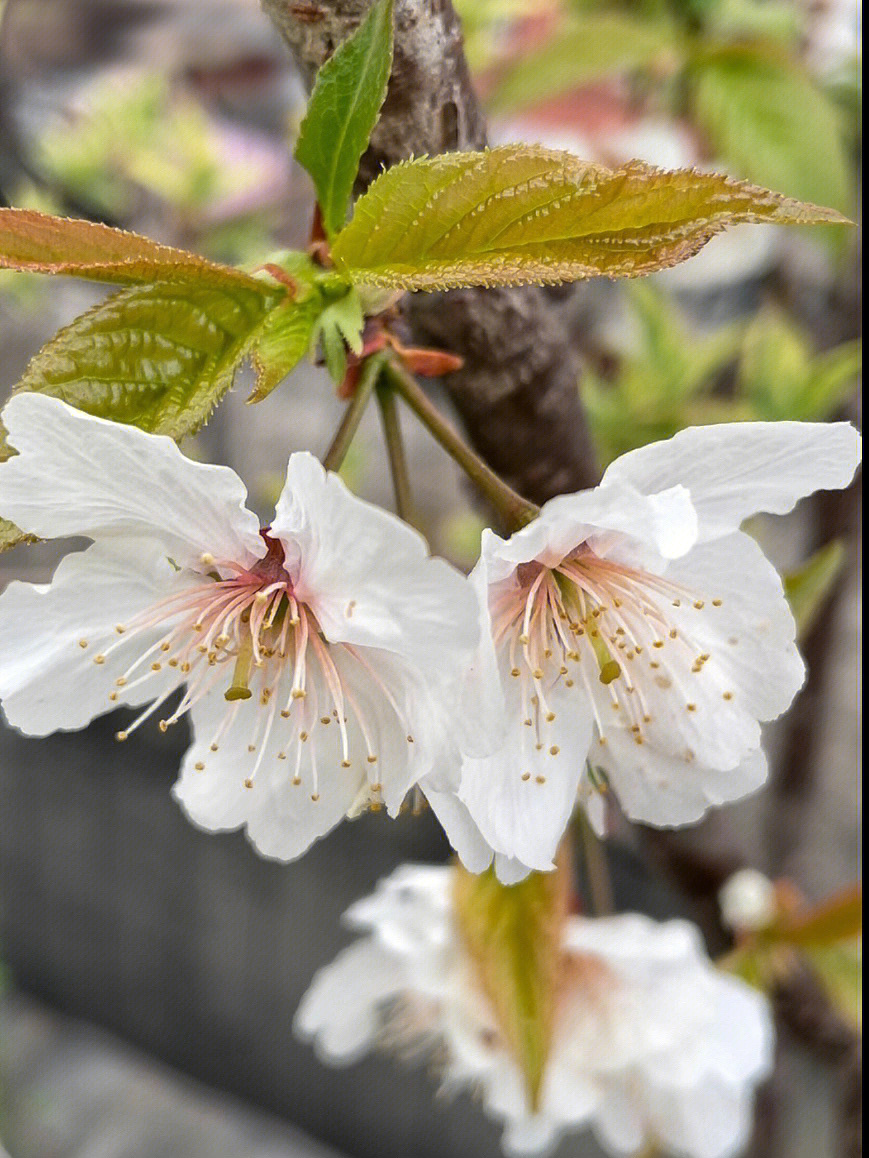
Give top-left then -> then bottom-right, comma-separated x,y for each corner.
535,775 -> 546,784
549,745 -> 560,756
521,772 -> 531,781
93,655 -> 106,665
200,553 -> 215,566
115,625 -> 125,635
115,730 -> 128,742
78,639 -> 89,649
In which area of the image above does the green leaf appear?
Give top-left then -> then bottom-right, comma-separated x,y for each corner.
0,208 -> 266,290
312,288 -> 365,384
453,864 -> 567,1110
331,145 -> 848,291
689,45 -> 852,216
489,14 -> 678,113
737,310 -> 860,421
5,281 -> 283,443
248,294 -> 323,402
803,942 -> 862,1031
783,540 -> 847,639
295,0 -> 394,238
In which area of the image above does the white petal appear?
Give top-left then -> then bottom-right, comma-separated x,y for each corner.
500,1115 -> 561,1158
645,1074 -> 754,1158
597,736 -> 768,827
173,670 -> 365,860
592,1081 -> 649,1156
460,681 -> 595,871
705,976 -> 775,1085
604,421 -> 861,542
272,452 -> 478,668
0,394 -> 264,568
0,539 -> 184,735
494,853 -> 534,885
422,781 -> 494,874
664,531 -> 805,721
484,480 -> 698,573
294,937 -> 404,1064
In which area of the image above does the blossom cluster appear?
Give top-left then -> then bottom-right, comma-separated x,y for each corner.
296,863 -> 775,1158
0,395 -> 859,871
0,395 -> 860,1157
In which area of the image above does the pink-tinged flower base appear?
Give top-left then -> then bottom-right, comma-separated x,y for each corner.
454,421 -> 861,881
0,395 -> 478,859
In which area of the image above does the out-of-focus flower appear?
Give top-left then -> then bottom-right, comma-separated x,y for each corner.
0,395 -> 478,859
296,863 -> 774,1158
720,869 -> 779,934
456,421 -> 860,881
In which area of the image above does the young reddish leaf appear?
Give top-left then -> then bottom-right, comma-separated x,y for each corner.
295,0 -> 395,238
777,883 -> 862,949
331,145 -> 849,291
0,208 -> 266,290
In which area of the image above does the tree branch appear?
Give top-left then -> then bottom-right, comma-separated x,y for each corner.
261,0 -> 599,503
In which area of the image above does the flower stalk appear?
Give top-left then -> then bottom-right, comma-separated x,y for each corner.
322,351 -> 387,473
383,356 -> 538,532
376,379 -> 414,522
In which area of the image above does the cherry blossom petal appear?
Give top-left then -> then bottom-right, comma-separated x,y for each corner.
597,738 -> 767,827
0,394 -> 264,568
664,531 -> 805,721
603,421 -> 861,542
0,538 -> 184,735
423,783 -> 495,875
173,643 -> 442,859
459,680 -> 595,872
483,481 -> 697,577
272,452 -> 478,667
294,937 -> 405,1063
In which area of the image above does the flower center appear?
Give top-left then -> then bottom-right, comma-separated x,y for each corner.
491,547 -> 728,781
89,531 -> 406,804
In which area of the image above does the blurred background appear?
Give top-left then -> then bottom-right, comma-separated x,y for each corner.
0,1 -> 860,1156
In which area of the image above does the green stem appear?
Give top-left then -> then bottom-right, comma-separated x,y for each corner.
322,352 -> 386,473
575,806 -> 613,917
376,380 -> 414,522
384,358 -> 538,531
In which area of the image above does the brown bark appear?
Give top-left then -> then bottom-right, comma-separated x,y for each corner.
260,0 -> 599,503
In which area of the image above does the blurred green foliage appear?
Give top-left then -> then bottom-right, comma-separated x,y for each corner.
30,75 -> 280,265
582,285 -> 861,465
458,0 -> 858,216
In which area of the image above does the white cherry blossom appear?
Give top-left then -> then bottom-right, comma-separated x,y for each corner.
0,394 -> 478,859
456,421 -> 861,880
296,863 -> 774,1158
